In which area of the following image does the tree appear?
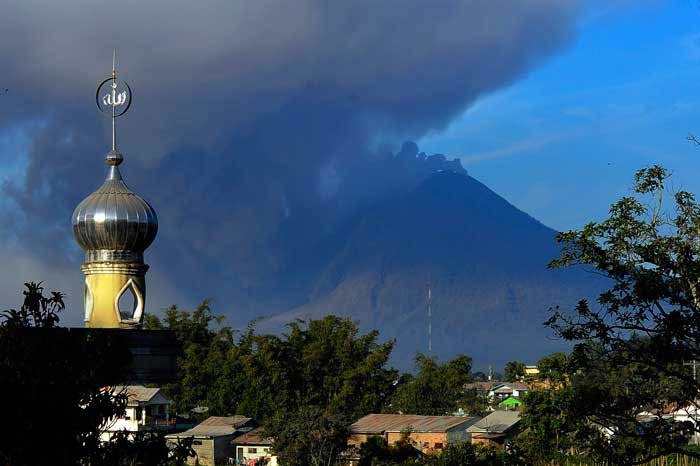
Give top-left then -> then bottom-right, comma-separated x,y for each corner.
152,310 -> 398,465
536,352 -> 570,384
518,385 -> 586,465
460,388 -> 490,417
269,406 -> 348,466
87,430 -> 194,466
418,442 -> 516,466
546,166 -> 700,462
357,433 -> 421,466
503,361 -> 525,382
262,316 -> 397,466
388,354 -> 472,415
0,282 -> 192,465
145,301 -> 238,415
357,435 -> 516,466
1,281 -> 64,328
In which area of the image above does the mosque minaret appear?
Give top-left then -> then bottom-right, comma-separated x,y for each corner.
71,56 -> 158,328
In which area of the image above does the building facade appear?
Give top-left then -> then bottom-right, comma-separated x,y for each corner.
349,414 -> 480,455
166,416 -> 257,466
467,411 -> 521,450
232,427 -> 277,466
101,386 -> 174,441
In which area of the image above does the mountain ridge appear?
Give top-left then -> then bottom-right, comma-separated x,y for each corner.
259,171 -> 602,370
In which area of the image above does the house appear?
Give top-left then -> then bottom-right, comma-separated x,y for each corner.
232,426 -> 278,466
101,385 -> 174,441
637,404 -> 700,445
488,382 -> 529,401
166,416 -> 258,466
463,381 -> 495,396
497,397 -> 522,410
467,411 -> 521,450
349,414 -> 480,455
524,365 -> 539,378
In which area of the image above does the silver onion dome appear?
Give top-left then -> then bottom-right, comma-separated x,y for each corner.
72,150 -> 158,262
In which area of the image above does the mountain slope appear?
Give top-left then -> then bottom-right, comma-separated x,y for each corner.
263,171 -> 602,370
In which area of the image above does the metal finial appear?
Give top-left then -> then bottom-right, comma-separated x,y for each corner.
96,51 -> 132,160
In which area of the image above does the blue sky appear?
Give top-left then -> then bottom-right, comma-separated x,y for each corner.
421,1 -> 700,231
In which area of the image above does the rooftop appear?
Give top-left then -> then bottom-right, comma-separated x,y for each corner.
497,397 -> 522,407
493,382 -> 529,390
231,427 -> 273,446
463,381 -> 495,391
168,416 -> 254,438
115,385 -> 172,406
350,414 -> 479,434
467,411 -> 520,434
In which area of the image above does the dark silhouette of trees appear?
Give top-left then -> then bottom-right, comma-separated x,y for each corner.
0,282 -> 193,466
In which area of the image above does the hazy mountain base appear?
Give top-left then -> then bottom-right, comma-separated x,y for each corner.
259,172 -> 603,370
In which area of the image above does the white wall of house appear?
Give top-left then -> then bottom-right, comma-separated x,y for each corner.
100,407 -> 144,441
235,445 -> 277,466
100,400 -> 172,441
488,385 -> 528,400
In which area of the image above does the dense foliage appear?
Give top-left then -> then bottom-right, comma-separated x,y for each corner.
503,361 -> 526,382
535,352 -> 569,384
147,306 -> 398,466
359,437 -> 518,466
544,166 -> 700,463
518,384 -> 583,465
387,354 -> 473,415
148,305 -> 507,464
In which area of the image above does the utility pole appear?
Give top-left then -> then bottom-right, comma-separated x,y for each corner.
684,360 -> 699,381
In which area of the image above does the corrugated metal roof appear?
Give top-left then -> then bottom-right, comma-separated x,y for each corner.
199,416 -> 252,427
231,427 -> 273,446
463,382 -> 494,391
168,416 -> 253,438
492,382 -> 529,390
350,414 -> 479,434
115,385 -> 171,405
506,382 -> 530,390
467,411 -> 520,434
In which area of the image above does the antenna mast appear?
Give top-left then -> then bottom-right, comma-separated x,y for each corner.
96,49 -> 132,156
111,49 -> 116,151
427,282 -> 432,354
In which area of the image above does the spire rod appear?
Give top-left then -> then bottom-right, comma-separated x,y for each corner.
112,49 -> 117,151
96,50 -> 132,161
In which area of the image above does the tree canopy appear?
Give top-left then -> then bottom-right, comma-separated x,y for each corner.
536,352 -> 570,384
545,166 -> 700,463
148,309 -> 398,466
503,360 -> 526,382
387,353 -> 472,415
